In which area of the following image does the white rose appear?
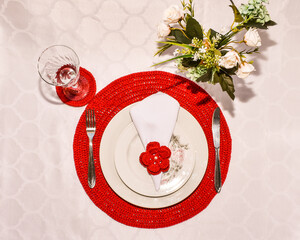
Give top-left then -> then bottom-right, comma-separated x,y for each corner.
244,28 -> 262,47
157,22 -> 171,38
219,50 -> 241,69
163,5 -> 184,24
236,62 -> 255,79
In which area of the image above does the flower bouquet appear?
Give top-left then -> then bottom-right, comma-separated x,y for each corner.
154,0 -> 276,100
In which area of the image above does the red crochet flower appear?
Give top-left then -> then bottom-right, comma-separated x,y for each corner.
139,142 -> 171,175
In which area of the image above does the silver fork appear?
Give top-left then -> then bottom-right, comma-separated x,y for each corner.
86,109 -> 96,188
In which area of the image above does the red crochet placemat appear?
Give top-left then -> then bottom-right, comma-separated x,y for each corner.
73,71 -> 232,228
56,67 -> 96,107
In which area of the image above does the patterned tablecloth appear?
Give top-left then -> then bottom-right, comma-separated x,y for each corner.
0,0 -> 299,239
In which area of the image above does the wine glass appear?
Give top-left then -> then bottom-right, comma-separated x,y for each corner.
38,45 -> 89,101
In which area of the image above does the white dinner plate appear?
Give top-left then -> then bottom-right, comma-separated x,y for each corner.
100,104 -> 208,209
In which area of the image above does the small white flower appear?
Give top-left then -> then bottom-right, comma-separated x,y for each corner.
192,37 -> 199,45
219,50 -> 241,69
173,48 -> 180,56
163,5 -> 184,24
157,22 -> 171,38
199,46 -> 207,53
244,28 -> 262,47
212,33 -> 222,42
236,62 -> 255,79
216,33 -> 222,41
193,52 -> 201,61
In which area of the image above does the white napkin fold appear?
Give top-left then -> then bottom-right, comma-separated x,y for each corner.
130,92 -> 180,191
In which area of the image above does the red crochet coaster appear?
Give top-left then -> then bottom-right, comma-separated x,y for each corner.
56,67 -> 96,107
73,71 -> 232,228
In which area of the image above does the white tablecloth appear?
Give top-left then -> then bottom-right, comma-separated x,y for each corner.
0,0 -> 299,239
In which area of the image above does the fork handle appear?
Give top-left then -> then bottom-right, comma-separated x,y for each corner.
88,140 -> 96,188
214,148 -> 222,193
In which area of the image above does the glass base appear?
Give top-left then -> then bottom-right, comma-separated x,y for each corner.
62,75 -> 89,101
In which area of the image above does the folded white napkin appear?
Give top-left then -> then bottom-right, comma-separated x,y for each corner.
130,92 -> 180,191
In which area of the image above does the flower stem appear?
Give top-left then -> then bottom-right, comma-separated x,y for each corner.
178,20 -> 185,30
230,20 -> 235,30
231,40 -> 244,44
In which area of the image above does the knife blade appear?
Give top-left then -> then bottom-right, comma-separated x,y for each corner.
212,107 -> 222,193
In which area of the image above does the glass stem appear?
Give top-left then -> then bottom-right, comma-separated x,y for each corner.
63,73 -> 81,95
67,73 -> 80,87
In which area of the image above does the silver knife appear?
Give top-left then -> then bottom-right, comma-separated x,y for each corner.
212,107 -> 222,193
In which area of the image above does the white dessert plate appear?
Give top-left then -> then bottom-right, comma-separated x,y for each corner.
114,114 -> 195,197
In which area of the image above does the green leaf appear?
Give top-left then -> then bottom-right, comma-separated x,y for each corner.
154,44 -> 172,56
208,29 -> 219,41
220,50 -> 229,56
211,69 -> 216,83
229,0 -> 244,23
169,29 -> 191,44
181,58 -> 200,67
151,54 -> 193,67
218,73 -> 235,100
243,19 -> 268,29
186,17 -> 203,40
220,66 -> 238,75
211,68 -> 221,84
244,19 -> 277,29
208,29 -> 227,49
240,47 -> 259,55
218,32 -> 236,48
196,69 -> 212,82
184,13 -> 192,24
265,20 -> 277,27
157,41 -> 193,49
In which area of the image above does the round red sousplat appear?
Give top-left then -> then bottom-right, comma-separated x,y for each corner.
73,71 -> 232,228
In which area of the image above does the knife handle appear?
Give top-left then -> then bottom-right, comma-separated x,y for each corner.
214,148 -> 222,193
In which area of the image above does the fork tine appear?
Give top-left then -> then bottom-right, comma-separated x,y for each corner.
86,109 -> 88,128
88,109 -> 91,128
90,109 -> 93,128
89,109 -> 91,128
92,109 -> 96,128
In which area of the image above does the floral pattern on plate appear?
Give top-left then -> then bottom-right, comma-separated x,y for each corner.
161,135 -> 189,185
